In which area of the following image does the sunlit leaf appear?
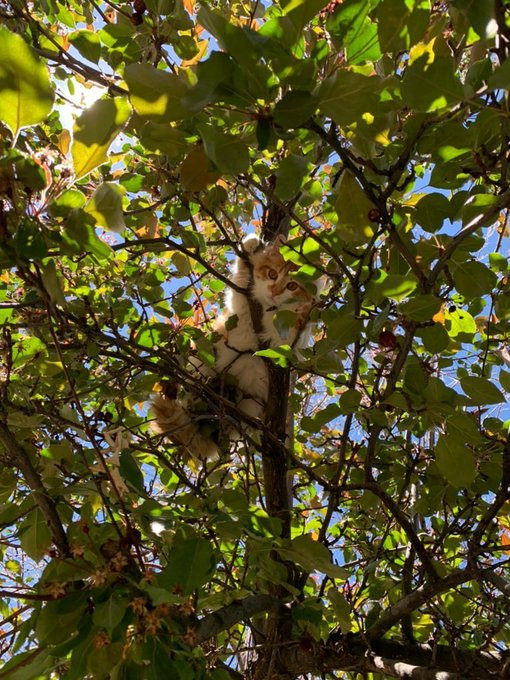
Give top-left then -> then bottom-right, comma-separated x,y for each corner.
71,98 -> 131,178
0,28 -> 54,134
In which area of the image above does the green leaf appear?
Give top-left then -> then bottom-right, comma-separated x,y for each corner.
273,91 -> 318,128
62,210 -> 113,260
418,323 -> 450,353
326,0 -> 381,64
319,70 -> 384,126
333,171 -> 375,243
86,183 -> 126,232
460,376 -> 505,405
376,0 -> 430,53
452,0 -> 498,40
275,154 -> 310,201
461,193 -> 497,227
278,535 -> 345,578
488,57 -> 510,90
339,389 -> 362,413
124,63 -> 188,121
328,588 -> 352,632
255,346 -> 294,367
399,295 -> 442,322
49,189 -> 86,217
68,30 -> 101,62
489,252 -> 508,273
13,220 -> 47,259
402,54 -> 464,113
119,451 -> 145,492
41,259 -> 66,306
197,7 -> 259,67
447,413 -> 481,445
325,311 -> 363,347
71,98 -> 131,179
198,125 -> 250,174
282,0 -> 329,34
301,403 -> 342,432
374,274 -> 417,302
1,649 -> 51,680
140,123 -> 189,158
273,310 -> 298,339
182,52 -> 234,112
500,370 -> 510,393
0,27 -> 54,134
414,193 -> 451,233
93,592 -> 130,630
452,261 -> 497,298
20,507 -> 52,561
435,434 -> 476,488
36,594 -> 87,644
14,157 -> 48,191
87,643 -> 123,678
159,538 -> 215,595
445,307 -> 476,339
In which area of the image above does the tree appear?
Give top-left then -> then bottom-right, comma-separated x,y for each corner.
0,0 -> 509,677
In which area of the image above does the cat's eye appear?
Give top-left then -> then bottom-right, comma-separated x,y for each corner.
286,281 -> 298,291
268,269 -> 278,280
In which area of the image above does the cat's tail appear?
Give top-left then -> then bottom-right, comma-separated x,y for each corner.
150,395 -> 219,461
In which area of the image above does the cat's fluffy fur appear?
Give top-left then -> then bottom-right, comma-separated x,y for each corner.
151,235 -> 319,460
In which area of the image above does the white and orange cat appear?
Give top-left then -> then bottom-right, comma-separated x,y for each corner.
151,235 -> 320,460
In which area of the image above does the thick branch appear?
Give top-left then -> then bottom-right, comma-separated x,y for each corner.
192,593 -> 508,679
261,361 -> 292,537
0,422 -> 69,557
365,568 -> 474,641
196,594 -> 280,643
278,636 -> 506,679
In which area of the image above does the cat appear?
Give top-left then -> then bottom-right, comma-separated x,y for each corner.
151,234 -> 320,460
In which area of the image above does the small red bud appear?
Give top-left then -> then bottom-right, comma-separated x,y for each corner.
368,208 -> 381,222
378,330 -> 397,349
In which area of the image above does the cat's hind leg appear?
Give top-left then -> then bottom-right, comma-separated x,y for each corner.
150,395 -> 219,461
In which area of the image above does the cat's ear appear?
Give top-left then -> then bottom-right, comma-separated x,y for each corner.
314,274 -> 328,296
269,234 -> 286,252
241,234 -> 260,255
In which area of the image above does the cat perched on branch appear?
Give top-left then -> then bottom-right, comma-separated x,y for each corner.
151,234 -> 322,460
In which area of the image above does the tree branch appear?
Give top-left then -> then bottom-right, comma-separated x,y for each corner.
427,192 -> 510,288
365,568 -> 474,641
196,594 -> 281,643
0,422 -> 69,557
278,636 -> 506,679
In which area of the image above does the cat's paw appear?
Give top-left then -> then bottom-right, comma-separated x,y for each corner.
241,234 -> 260,254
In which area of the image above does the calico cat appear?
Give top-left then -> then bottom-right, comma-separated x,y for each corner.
151,235 -> 320,460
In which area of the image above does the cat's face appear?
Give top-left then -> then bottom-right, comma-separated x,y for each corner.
250,247 -> 314,311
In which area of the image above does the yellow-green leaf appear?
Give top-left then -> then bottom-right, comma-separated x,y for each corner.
86,182 -> 126,232
71,97 -> 131,179
124,63 -> 188,122
333,171 -> 375,243
0,27 -> 54,134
